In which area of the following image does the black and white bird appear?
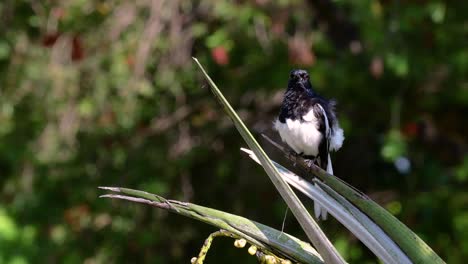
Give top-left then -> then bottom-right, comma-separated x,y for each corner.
274,69 -> 344,220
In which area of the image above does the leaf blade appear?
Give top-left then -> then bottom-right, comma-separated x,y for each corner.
100,187 -> 324,264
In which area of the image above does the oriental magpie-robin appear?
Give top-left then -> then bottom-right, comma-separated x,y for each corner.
274,69 -> 344,220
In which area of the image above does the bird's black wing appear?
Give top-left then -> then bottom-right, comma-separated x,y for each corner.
311,102 -> 331,170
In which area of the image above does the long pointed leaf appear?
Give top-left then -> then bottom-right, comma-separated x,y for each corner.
99,187 -> 323,264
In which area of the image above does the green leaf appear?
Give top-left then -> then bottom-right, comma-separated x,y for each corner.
386,53 -> 409,77
99,187 -> 324,264
0,41 -> 10,60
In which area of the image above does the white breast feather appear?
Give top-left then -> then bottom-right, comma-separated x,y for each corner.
274,109 -> 322,156
274,108 -> 344,155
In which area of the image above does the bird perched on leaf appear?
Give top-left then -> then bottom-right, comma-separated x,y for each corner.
274,69 -> 344,220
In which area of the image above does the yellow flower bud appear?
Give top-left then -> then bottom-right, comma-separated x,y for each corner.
234,238 -> 247,248
248,245 -> 257,255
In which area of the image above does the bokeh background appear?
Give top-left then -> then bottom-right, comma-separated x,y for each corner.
0,0 -> 467,263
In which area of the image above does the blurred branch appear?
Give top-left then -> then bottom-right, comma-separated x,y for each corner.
99,187 -> 324,264
131,104 -> 196,148
108,2 -> 137,41
150,105 -> 192,133
134,0 -> 165,77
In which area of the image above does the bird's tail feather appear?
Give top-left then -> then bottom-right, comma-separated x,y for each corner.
314,154 -> 333,220
326,154 -> 333,175
313,185 -> 323,220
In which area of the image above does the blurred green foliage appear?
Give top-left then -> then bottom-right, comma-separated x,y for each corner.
0,0 -> 466,263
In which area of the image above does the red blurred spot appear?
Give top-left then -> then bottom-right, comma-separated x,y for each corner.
42,33 -> 60,47
402,122 -> 419,137
71,35 -> 84,61
211,46 -> 229,65
42,33 -> 85,62
126,55 -> 135,67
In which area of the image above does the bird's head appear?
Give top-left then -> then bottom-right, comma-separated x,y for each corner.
288,69 -> 313,91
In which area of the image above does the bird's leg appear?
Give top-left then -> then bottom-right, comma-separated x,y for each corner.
302,155 -> 317,169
